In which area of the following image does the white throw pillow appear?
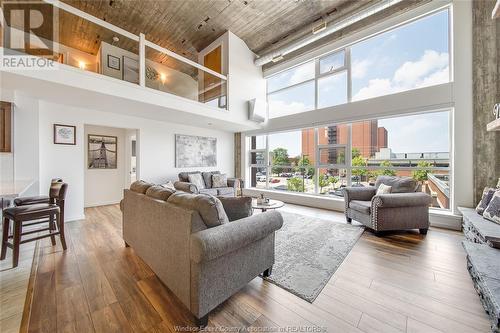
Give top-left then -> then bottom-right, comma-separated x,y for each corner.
188,173 -> 205,189
212,174 -> 228,188
376,183 -> 392,195
162,180 -> 176,191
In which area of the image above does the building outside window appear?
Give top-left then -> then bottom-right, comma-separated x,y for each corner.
247,110 -> 451,210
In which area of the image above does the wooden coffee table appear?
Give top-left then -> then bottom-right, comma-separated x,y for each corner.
252,199 -> 284,212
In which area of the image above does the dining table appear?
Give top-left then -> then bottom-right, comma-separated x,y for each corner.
0,179 -> 35,212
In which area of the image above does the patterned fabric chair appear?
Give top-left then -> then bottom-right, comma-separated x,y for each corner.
343,176 -> 432,235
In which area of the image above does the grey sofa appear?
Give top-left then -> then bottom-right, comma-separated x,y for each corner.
174,171 -> 243,197
343,176 -> 432,234
121,182 -> 282,326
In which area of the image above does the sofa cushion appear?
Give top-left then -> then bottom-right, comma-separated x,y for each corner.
376,183 -> 392,195
375,176 -> 417,193
199,188 -> 218,196
218,196 -> 253,222
202,171 -> 220,188
145,185 -> 175,201
130,180 -> 153,194
212,174 -> 228,188
167,192 -> 229,228
188,173 -> 205,190
217,187 -> 234,197
349,200 -> 371,215
476,187 -> 496,215
178,171 -> 200,182
483,190 -> 500,225
162,181 -> 176,191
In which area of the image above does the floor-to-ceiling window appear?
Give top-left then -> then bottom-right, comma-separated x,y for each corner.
247,110 -> 451,210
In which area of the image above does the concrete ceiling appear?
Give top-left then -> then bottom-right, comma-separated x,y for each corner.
59,0 -> 369,62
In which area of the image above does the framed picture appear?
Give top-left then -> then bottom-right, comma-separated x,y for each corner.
88,134 -> 118,169
175,134 -> 217,168
107,54 -> 120,70
53,124 -> 76,145
122,56 -> 139,84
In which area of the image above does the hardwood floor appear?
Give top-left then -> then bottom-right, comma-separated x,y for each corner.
21,204 -> 490,333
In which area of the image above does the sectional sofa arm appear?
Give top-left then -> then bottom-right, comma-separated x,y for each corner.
372,192 -> 432,208
174,181 -> 199,194
190,210 -> 283,263
343,186 -> 377,202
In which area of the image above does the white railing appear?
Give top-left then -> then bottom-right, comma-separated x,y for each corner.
8,0 -> 228,108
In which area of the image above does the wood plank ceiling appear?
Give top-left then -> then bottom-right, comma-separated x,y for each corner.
58,0 -> 366,65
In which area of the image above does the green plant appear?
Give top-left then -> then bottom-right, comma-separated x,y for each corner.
271,147 -> 289,175
297,155 -> 315,177
287,177 -> 304,192
351,148 -> 361,159
378,160 -> 396,176
351,156 -> 367,184
319,174 -> 338,192
412,161 -> 432,183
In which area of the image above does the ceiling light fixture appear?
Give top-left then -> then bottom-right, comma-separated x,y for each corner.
312,21 -> 327,35
271,54 -> 284,63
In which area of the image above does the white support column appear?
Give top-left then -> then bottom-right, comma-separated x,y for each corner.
139,33 -> 146,87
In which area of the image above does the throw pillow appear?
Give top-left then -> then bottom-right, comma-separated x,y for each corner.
162,180 -> 176,191
202,171 -> 220,189
212,174 -> 228,188
145,185 -> 175,201
167,192 -> 229,227
188,173 -> 205,189
130,180 -> 153,194
476,187 -> 496,215
376,183 -> 392,195
483,190 -> 500,225
218,196 -> 253,222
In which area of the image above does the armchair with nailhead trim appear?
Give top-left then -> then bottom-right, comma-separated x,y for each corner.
342,176 -> 432,235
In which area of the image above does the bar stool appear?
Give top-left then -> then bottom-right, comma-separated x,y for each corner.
1,182 -> 68,267
14,178 -> 63,206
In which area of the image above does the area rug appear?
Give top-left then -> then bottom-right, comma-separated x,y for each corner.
263,211 -> 364,303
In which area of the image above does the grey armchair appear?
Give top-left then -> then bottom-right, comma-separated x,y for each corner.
343,176 -> 432,235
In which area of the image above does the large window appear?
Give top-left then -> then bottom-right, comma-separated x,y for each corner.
266,8 -> 450,119
248,110 -> 451,210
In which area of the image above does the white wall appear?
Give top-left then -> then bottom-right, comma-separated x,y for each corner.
99,42 -> 198,100
35,99 -> 234,221
198,31 -> 267,125
84,125 -> 127,207
13,92 -> 39,196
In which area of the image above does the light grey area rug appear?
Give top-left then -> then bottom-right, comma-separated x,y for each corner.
264,211 -> 364,303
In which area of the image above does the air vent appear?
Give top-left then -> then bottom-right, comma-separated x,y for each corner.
312,21 -> 327,35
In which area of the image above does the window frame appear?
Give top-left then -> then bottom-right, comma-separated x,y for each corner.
265,7 -> 451,119
246,109 -> 452,210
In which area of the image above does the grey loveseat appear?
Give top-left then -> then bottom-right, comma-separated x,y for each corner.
343,176 -> 432,235
174,171 -> 243,197
121,181 -> 282,326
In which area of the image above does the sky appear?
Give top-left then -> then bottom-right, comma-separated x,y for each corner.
267,9 -> 450,157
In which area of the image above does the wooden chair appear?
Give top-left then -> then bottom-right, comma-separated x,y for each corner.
1,182 -> 68,267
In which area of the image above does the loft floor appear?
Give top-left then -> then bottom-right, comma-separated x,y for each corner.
16,204 -> 491,332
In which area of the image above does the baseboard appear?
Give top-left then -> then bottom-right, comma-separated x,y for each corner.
242,188 -> 463,231
65,214 -> 86,222
84,200 -> 121,208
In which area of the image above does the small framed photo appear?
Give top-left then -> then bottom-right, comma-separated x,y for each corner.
107,54 -> 120,70
54,124 -> 76,145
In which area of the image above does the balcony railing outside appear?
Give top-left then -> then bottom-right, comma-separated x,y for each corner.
0,0 -> 228,109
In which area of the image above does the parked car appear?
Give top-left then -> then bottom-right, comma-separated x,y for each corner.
256,175 -> 266,182
269,178 -> 280,183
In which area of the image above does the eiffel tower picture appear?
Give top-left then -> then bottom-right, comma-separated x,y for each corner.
88,134 -> 118,169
